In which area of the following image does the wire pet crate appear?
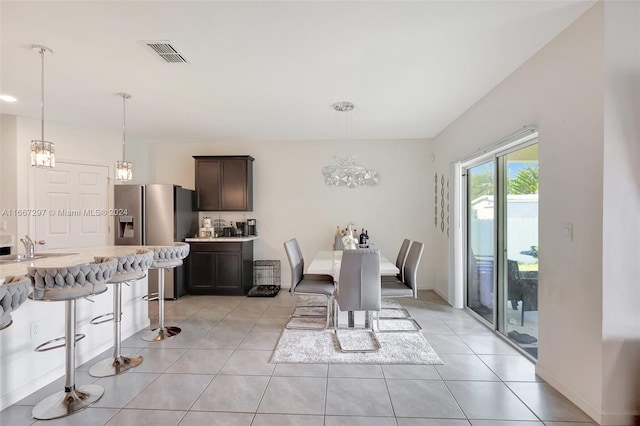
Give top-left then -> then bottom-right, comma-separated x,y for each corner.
253,260 -> 281,287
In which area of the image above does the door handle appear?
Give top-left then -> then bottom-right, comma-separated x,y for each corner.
37,240 -> 46,245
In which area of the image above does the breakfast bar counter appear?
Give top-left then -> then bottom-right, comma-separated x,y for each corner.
0,245 -> 152,411
0,245 -> 150,278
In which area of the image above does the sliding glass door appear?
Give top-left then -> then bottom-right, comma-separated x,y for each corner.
501,144 -> 539,357
466,161 -> 496,324
464,139 -> 539,358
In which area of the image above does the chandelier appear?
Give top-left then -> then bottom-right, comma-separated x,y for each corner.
30,45 -> 55,168
322,101 -> 380,188
115,92 -> 132,181
323,155 -> 380,188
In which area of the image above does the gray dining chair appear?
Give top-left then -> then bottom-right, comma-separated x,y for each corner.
382,238 -> 411,283
284,238 -> 335,329
378,241 -> 424,332
334,248 -> 381,352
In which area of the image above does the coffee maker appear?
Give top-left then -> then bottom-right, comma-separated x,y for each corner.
235,221 -> 247,236
247,219 -> 257,236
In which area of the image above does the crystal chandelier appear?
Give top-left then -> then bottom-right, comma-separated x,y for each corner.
30,45 -> 55,168
323,155 -> 380,188
115,92 -> 132,181
323,102 -> 380,188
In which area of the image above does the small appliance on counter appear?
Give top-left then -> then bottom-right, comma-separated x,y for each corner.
199,216 -> 214,237
247,219 -> 257,236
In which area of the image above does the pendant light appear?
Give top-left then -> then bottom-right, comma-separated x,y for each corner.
322,101 -> 380,187
30,45 -> 55,168
115,92 -> 132,181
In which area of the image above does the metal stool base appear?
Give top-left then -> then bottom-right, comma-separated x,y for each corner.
141,325 -> 181,341
89,355 -> 143,377
32,384 -> 104,420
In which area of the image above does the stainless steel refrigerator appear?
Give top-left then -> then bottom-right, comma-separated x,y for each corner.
114,184 -> 197,299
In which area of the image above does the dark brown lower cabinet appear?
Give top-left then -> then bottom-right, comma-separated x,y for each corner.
188,241 -> 254,295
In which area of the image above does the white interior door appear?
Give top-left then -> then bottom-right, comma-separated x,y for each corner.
34,162 -> 109,249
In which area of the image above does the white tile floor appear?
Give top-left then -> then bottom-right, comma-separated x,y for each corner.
0,290 -> 597,426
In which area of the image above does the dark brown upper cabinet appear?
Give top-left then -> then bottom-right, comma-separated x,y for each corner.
193,155 -> 254,211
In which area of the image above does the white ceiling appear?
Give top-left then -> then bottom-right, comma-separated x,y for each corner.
1,1 -> 595,144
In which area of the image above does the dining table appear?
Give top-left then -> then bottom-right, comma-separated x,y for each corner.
307,250 -> 399,278
307,250 -> 399,328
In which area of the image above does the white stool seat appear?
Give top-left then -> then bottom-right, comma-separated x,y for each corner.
0,275 -> 31,330
150,242 -> 190,267
29,261 -> 116,301
97,249 -> 154,284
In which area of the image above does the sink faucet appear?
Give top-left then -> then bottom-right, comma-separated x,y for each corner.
20,235 -> 35,258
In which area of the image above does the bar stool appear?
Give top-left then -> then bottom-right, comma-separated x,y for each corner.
28,258 -> 117,420
142,242 -> 190,342
0,275 -> 31,330
89,249 -> 154,377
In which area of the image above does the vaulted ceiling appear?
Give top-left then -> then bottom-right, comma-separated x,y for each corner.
0,1 -> 595,143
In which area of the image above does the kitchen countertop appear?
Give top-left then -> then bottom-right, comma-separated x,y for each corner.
185,236 -> 258,242
0,245 -> 151,279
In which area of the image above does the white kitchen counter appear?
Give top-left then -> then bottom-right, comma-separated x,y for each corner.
185,236 -> 258,242
0,245 -> 150,277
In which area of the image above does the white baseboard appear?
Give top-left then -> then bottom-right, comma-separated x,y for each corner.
535,367 -> 640,424
535,363 -> 602,424
600,411 -> 640,426
432,287 -> 450,304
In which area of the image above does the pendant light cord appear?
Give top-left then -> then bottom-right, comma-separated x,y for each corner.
32,45 -> 53,143
40,47 -> 45,142
117,92 -> 131,163
122,94 -> 126,162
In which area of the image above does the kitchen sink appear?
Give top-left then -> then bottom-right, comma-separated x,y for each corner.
0,253 -> 78,264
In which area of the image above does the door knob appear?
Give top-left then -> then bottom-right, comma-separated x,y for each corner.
37,240 -> 46,245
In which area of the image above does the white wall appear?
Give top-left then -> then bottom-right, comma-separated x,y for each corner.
431,3 -> 610,423
147,139 -> 434,289
601,0 -> 640,422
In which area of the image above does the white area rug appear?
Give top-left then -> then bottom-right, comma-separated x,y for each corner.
270,298 -> 443,365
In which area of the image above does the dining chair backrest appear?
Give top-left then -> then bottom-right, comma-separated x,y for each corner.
395,239 -> 411,281
402,241 -> 424,298
337,248 -> 381,312
284,239 -> 304,289
292,239 -> 306,272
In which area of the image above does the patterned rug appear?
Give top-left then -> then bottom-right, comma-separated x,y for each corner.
270,298 -> 443,365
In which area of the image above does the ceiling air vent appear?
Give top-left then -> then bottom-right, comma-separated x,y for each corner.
144,41 -> 190,64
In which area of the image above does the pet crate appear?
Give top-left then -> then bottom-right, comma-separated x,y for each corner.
253,260 -> 281,286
